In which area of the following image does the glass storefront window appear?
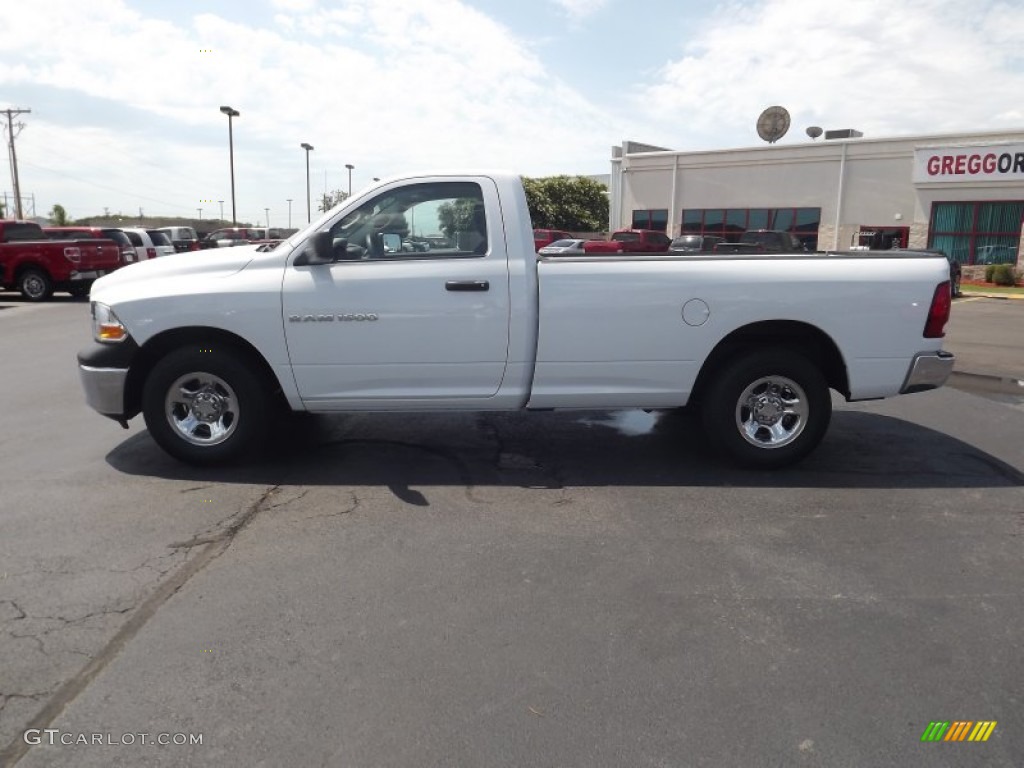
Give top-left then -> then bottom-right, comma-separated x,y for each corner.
930,201 -> 1023,264
747,209 -> 770,229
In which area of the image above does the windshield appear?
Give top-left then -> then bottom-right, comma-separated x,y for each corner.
671,237 -> 700,248
548,240 -> 575,248
612,232 -> 640,242
147,231 -> 173,246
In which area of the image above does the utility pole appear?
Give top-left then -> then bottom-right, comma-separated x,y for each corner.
197,208 -> 203,220
3,107 -> 31,219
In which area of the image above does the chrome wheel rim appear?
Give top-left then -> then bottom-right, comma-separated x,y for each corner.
165,371 -> 239,446
735,375 -> 809,449
22,275 -> 46,299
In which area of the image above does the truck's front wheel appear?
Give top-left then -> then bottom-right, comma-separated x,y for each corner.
142,346 -> 269,465
701,348 -> 831,469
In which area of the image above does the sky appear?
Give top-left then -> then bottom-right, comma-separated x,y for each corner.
1,0 -> 1023,225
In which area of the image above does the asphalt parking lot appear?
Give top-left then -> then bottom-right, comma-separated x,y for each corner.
1,293 -> 1022,767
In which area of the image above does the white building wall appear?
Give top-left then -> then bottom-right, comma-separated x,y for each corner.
612,130 -> 1024,261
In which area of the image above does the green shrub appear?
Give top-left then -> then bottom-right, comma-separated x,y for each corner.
984,265 -> 996,282
991,264 -> 1017,286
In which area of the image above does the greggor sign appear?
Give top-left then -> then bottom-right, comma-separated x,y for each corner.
914,143 -> 1024,183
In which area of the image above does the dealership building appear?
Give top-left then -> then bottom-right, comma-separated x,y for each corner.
608,129 -> 1024,265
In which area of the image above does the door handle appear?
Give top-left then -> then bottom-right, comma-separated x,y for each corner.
445,280 -> 489,292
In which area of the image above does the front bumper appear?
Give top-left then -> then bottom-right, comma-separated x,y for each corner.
79,365 -> 129,419
77,338 -> 140,423
900,350 -> 955,394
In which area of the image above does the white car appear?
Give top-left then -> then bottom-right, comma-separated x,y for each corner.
538,238 -> 586,255
120,228 -> 176,261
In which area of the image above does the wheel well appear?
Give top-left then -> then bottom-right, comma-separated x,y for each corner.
14,262 -> 50,279
124,327 -> 288,419
690,321 -> 849,403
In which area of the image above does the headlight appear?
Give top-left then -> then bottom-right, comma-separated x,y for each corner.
92,302 -> 128,343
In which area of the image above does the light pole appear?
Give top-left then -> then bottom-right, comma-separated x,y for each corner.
197,208 -> 202,220
286,199 -> 293,228
265,207 -> 270,228
218,200 -> 224,221
219,106 -> 240,225
345,163 -> 354,196
300,143 -> 314,223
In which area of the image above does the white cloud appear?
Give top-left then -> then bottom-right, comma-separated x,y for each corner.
636,0 -> 1024,148
0,0 -> 623,218
550,0 -> 610,22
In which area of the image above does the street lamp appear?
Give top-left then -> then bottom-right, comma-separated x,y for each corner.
265,207 -> 270,228
218,200 -> 224,221
345,163 -> 355,196
300,143 -> 314,223
219,106 -> 240,225
197,208 -> 202,220
286,198 -> 293,228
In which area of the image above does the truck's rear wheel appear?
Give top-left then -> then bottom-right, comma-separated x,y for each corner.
18,269 -> 53,301
701,347 -> 831,469
142,346 -> 269,465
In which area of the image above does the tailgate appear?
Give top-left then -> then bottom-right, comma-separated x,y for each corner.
76,240 -> 122,269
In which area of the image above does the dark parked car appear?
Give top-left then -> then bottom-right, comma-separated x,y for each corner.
670,234 -> 725,253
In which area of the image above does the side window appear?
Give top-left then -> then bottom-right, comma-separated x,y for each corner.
326,181 -> 488,260
125,232 -> 143,246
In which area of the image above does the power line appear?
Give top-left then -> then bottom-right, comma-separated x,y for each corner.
3,107 -> 31,218
19,159 -> 196,213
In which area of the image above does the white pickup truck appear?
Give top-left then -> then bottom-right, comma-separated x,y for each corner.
78,172 -> 954,469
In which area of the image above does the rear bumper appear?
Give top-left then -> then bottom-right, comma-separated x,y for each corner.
900,351 -> 955,394
69,268 -> 115,281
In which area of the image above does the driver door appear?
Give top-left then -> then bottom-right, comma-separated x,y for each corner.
282,177 -> 511,408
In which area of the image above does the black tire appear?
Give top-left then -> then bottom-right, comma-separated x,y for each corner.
952,273 -> 961,297
68,284 -> 90,299
18,269 -> 53,301
701,347 -> 831,469
142,346 -> 270,465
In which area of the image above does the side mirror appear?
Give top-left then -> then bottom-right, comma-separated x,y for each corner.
295,231 -> 337,266
381,233 -> 402,253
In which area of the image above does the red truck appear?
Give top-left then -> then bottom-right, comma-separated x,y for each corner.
533,228 -> 572,252
0,221 -> 123,300
610,229 -> 672,252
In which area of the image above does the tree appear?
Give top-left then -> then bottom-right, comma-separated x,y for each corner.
522,175 -> 609,232
49,204 -> 70,225
437,198 -> 477,239
318,189 -> 349,213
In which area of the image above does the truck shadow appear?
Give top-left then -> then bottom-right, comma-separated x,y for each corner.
105,409 -> 1023,492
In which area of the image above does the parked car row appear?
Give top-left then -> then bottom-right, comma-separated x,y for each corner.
535,228 -> 813,257
0,221 -> 123,300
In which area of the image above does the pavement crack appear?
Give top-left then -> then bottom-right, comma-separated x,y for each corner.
0,692 -> 52,718
0,485 -> 281,767
267,488 -> 310,510
303,491 -> 360,520
0,600 -> 27,622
